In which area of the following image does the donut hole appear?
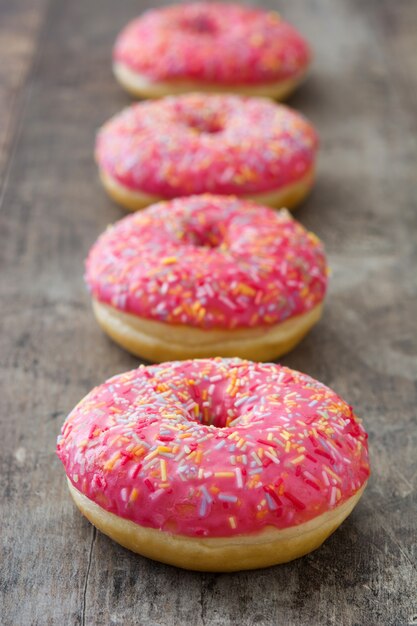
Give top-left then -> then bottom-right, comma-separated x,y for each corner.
182,378 -> 248,429
180,223 -> 224,248
179,14 -> 218,35
188,402 -> 230,429
183,114 -> 224,135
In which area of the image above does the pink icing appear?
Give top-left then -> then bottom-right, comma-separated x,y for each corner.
57,358 -> 370,538
113,3 -> 311,86
95,94 -> 318,197
85,195 -> 327,329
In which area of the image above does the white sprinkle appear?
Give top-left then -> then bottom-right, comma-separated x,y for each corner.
329,486 -> 337,507
199,498 -> 208,517
264,450 -> 280,464
235,468 -> 244,488
200,485 -> 213,503
218,493 -> 238,503
251,451 -> 262,466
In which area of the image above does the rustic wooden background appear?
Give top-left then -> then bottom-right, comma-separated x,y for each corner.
1,0 -> 416,624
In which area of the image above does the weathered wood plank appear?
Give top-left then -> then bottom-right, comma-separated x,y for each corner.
0,0 -> 49,185
0,0 -> 416,625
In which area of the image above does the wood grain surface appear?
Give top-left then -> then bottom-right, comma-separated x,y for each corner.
1,1 -> 416,624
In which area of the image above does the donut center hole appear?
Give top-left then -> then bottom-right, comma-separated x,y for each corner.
181,224 -> 223,248
179,14 -> 217,35
180,107 -> 224,135
185,115 -> 224,135
188,397 -> 231,429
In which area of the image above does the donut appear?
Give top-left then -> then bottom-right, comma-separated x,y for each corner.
57,358 -> 370,571
95,94 -> 318,211
85,195 -> 327,362
113,3 -> 311,100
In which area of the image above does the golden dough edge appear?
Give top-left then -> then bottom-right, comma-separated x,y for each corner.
68,479 -> 366,572
98,166 -> 316,212
113,61 -> 308,100
91,300 -> 324,362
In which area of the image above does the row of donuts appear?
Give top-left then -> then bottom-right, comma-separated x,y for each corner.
57,3 -> 370,571
92,2 -> 321,361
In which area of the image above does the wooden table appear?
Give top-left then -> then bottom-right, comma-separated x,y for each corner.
1,1 -> 416,624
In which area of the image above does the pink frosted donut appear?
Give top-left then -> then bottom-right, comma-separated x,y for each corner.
85,195 -> 327,361
57,358 -> 370,571
113,3 -> 311,99
96,94 -> 318,211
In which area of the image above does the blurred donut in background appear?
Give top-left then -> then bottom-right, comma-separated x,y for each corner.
113,3 -> 311,99
96,94 -> 318,211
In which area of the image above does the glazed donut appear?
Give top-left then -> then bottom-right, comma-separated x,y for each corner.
57,358 -> 370,571
95,94 -> 318,211
85,195 -> 327,362
113,3 -> 311,100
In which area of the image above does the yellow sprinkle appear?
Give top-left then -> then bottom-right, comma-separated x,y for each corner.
144,449 -> 159,462
229,516 -> 237,529
160,459 -> 167,482
161,257 -> 177,265
290,455 -> 306,465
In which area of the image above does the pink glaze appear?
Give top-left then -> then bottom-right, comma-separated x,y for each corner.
57,358 -> 370,538
95,94 -> 318,198
85,195 -> 327,329
114,3 -> 311,86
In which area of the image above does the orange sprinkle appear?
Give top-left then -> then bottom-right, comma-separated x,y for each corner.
129,488 -> 139,502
